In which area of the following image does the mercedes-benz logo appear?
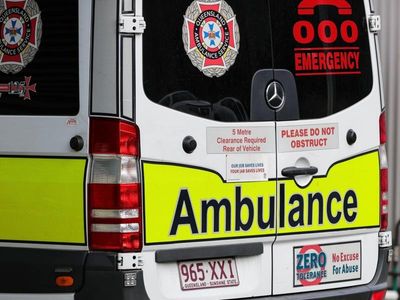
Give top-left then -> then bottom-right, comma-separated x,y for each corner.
265,81 -> 285,110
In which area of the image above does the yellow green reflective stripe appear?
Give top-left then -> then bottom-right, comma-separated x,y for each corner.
0,157 -> 86,244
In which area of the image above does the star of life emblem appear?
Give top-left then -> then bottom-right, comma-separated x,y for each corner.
0,0 -> 42,74
183,0 -> 240,78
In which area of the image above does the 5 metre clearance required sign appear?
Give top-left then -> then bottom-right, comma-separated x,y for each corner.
142,151 -> 380,244
206,127 -> 275,154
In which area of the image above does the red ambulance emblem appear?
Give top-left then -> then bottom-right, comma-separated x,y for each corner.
183,0 -> 240,78
0,0 -> 42,74
0,76 -> 36,100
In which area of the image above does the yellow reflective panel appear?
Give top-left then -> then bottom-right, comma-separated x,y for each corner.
277,151 -> 380,235
143,151 -> 380,245
144,164 -> 276,244
0,157 -> 86,244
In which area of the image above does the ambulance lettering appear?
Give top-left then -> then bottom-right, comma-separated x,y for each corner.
169,184 -> 358,235
144,152 -> 380,244
292,0 -> 362,76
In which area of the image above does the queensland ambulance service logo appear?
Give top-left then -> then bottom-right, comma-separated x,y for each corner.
182,0 -> 240,78
0,0 -> 42,74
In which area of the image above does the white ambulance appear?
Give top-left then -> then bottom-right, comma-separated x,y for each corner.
0,0 -> 392,299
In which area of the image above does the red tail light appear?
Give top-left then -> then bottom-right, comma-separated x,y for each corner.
370,290 -> 386,300
90,117 -> 139,155
89,118 -> 142,252
379,112 -> 388,231
379,112 -> 387,144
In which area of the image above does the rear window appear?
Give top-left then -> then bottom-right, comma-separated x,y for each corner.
143,0 -> 272,122
0,0 -> 79,116
143,0 -> 373,122
269,0 -> 373,119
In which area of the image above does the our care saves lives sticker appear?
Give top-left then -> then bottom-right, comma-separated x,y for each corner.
182,0 -> 240,78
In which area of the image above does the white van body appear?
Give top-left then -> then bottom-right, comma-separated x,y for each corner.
0,0 -> 391,299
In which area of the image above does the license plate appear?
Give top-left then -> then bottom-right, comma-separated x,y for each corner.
178,258 -> 240,291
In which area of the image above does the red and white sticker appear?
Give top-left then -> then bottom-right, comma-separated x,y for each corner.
226,154 -> 268,182
207,127 -> 275,154
182,0 -> 240,78
278,124 -> 339,152
0,0 -> 42,74
0,76 -> 36,100
294,241 -> 361,287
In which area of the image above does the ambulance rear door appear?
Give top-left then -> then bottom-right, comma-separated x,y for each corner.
0,0 -> 90,257
136,0 -> 279,299
269,0 -> 382,294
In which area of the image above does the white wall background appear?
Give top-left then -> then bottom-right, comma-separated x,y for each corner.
374,0 -> 400,232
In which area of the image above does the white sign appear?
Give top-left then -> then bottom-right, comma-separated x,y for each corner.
294,241 -> 361,287
226,154 -> 269,182
207,127 -> 275,154
278,124 -> 339,152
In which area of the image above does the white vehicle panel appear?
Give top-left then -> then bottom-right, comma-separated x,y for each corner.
142,244 -> 271,300
273,230 -> 379,294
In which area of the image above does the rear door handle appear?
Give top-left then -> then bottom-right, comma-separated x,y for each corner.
281,166 -> 318,178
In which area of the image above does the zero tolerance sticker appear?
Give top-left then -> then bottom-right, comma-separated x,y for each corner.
183,0 -> 240,78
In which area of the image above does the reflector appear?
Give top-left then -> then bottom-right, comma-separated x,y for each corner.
371,290 -> 386,300
56,276 -> 74,287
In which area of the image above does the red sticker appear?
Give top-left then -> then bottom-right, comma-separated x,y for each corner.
292,0 -> 362,77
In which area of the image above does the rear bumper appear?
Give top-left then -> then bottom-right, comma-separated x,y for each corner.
74,247 -> 390,300
75,252 -> 150,300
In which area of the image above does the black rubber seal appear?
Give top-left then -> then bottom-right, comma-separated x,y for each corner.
155,243 -> 264,263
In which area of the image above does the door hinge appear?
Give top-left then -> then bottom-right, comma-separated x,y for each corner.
368,15 -> 381,33
117,253 -> 144,270
119,14 -> 146,34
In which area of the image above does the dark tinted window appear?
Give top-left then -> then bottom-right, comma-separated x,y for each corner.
0,0 -> 79,115
269,0 -> 373,119
143,0 -> 272,122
